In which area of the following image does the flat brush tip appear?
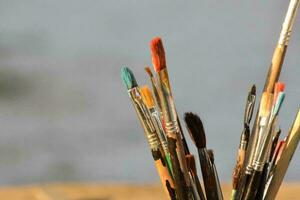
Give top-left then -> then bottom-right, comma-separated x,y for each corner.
184,112 -> 206,149
121,67 -> 138,90
140,86 -> 155,108
150,37 -> 166,72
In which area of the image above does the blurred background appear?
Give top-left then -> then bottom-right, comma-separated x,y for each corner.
0,0 -> 299,186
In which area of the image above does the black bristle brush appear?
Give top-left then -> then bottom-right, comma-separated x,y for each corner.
184,112 -> 223,200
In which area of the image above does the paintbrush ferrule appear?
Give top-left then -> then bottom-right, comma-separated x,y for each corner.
239,128 -> 249,150
278,0 -> 300,45
244,94 -> 256,125
149,107 -> 169,153
128,88 -> 159,150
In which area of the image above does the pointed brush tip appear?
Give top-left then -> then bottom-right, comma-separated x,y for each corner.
251,84 -> 256,95
144,66 -> 153,77
184,112 -> 206,149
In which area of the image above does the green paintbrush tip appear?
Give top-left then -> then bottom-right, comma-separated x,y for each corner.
273,92 -> 285,116
121,67 -> 138,90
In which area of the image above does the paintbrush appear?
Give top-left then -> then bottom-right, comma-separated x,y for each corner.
186,155 -> 206,200
231,85 -> 256,200
269,128 -> 281,162
184,112 -> 223,200
140,86 -> 173,175
150,37 -> 193,200
263,109 -> 300,200
243,91 -> 285,200
145,66 -> 190,155
145,66 -> 163,112
121,67 -> 176,200
236,2 -> 300,198
263,0 -> 299,93
207,149 -> 223,200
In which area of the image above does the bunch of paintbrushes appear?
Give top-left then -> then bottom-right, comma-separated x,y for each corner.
121,0 -> 299,199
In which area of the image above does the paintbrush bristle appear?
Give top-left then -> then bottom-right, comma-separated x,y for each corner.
274,82 -> 285,93
184,112 -> 206,149
150,37 -> 166,72
259,92 -> 273,117
207,149 -> 215,164
145,66 -> 154,77
140,86 -> 155,108
273,92 -> 285,116
251,84 -> 256,95
121,67 -> 138,90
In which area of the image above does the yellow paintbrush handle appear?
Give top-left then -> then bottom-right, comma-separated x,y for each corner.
264,109 -> 300,200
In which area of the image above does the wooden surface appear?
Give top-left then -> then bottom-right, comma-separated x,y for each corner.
0,183 -> 299,200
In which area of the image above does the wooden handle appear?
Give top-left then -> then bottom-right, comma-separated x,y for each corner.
263,45 -> 287,93
152,149 -> 176,200
264,110 -> 300,200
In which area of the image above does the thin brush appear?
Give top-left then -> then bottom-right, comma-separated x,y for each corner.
150,37 -> 190,155
269,128 -> 281,162
186,155 -> 206,200
185,155 -> 202,200
140,86 -> 173,176
208,149 -> 223,200
184,112 -> 223,200
121,67 -> 176,200
264,109 -> 300,200
231,85 -> 256,200
150,37 -> 192,199
243,92 -> 284,200
145,67 -> 189,156
273,82 -> 285,106
145,66 -> 162,112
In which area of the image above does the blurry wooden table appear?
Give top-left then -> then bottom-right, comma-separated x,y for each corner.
0,183 -> 299,200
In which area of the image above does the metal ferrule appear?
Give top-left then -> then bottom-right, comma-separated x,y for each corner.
128,87 -> 159,151
239,128 -> 249,150
149,107 -> 169,154
278,0 -> 300,45
157,69 -> 180,139
251,117 -> 269,167
253,117 -> 276,171
246,165 -> 254,175
244,94 -> 256,125
239,138 -> 248,150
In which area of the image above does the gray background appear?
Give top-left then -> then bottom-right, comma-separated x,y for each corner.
0,0 -> 299,185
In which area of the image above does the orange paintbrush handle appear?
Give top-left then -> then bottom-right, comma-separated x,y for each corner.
153,153 -> 176,200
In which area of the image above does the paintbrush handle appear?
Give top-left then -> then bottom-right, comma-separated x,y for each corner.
194,174 -> 206,200
264,0 -> 299,93
263,110 -> 300,200
232,149 -> 245,191
243,170 -> 263,200
152,149 -> 177,200
198,149 -> 221,200
167,136 -> 189,200
186,154 -> 206,200
255,163 -> 269,200
263,46 -> 287,93
158,70 -> 191,187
